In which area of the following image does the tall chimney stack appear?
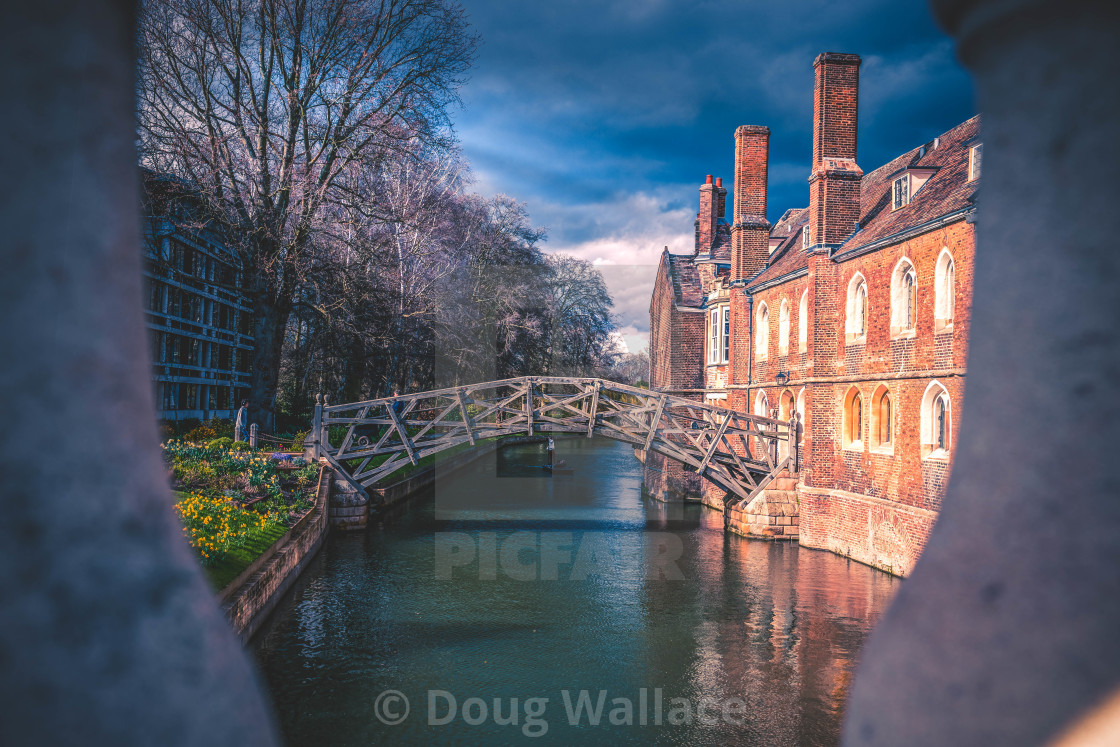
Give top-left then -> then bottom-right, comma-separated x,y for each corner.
807,52 -> 863,249
696,174 -> 726,254
731,125 -> 771,281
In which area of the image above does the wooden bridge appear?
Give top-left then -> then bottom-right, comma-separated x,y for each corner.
311,376 -> 798,513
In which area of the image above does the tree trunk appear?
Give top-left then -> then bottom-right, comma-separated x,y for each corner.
248,277 -> 292,434
0,1 -> 278,742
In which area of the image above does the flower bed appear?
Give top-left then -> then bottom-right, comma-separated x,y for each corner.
163,439 -> 319,590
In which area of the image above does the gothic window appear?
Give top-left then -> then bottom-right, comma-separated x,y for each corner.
921,380 -> 952,458
891,259 -> 918,336
846,274 -> 867,342
871,385 -> 893,451
935,249 -> 956,330
756,303 -> 769,359
845,387 -> 864,448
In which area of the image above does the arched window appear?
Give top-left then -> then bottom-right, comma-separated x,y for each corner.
844,387 -> 864,448
935,249 -> 955,331
870,384 -> 892,451
845,274 -> 867,342
920,380 -> 952,458
756,303 -> 769,359
890,258 -> 917,336
798,290 -> 808,353
778,299 -> 790,356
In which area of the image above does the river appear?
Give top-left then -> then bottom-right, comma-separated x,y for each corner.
254,437 -> 898,746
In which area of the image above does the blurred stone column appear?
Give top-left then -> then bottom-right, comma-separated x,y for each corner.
844,2 -> 1120,746
0,1 -> 277,744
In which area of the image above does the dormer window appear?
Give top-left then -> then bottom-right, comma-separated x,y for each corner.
892,175 -> 909,210
801,227 -> 809,249
969,143 -> 982,181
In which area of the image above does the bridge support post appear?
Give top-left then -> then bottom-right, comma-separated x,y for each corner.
790,414 -> 799,474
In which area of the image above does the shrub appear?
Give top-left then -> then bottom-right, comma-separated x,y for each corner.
207,437 -> 234,451
230,440 -> 251,451
182,417 -> 233,444
288,429 -> 310,451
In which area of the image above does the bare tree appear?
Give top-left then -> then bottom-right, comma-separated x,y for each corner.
137,0 -> 477,429
543,254 -> 615,375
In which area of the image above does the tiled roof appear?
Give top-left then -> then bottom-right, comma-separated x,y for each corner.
841,114 -> 980,254
745,114 -> 980,289
710,219 -> 732,262
746,208 -> 809,289
665,251 -> 704,308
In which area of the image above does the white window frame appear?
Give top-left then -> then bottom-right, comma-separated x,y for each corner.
845,273 -> 868,343
934,248 -> 955,331
890,257 -> 918,338
892,174 -> 910,210
756,302 -> 769,360
920,380 -> 953,459
721,305 -> 730,363
708,307 -> 720,364
969,143 -> 982,181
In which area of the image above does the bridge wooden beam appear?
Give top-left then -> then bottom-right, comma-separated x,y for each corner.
456,389 -> 476,446
587,380 -> 600,437
525,380 -> 534,436
643,394 -> 667,452
696,411 -> 733,474
386,401 -> 418,466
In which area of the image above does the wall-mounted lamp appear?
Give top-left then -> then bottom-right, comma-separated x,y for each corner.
776,371 -> 789,387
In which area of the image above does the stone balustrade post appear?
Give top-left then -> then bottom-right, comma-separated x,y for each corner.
843,3 -> 1120,745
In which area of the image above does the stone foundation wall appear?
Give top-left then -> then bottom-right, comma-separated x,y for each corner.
221,463 -> 330,642
726,472 -> 799,540
641,449 -> 703,502
797,484 -> 937,576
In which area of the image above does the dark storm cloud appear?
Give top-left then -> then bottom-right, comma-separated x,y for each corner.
454,0 -> 975,349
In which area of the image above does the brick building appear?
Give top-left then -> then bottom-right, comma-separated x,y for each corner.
646,52 -> 980,576
142,173 -> 255,423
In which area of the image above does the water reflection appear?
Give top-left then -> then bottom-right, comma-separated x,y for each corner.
254,438 -> 897,746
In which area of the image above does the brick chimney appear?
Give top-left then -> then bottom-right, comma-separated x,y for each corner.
807,52 -> 863,249
731,125 -> 771,281
695,175 -> 727,254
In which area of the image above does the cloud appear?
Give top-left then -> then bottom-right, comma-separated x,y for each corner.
454,0 -> 975,354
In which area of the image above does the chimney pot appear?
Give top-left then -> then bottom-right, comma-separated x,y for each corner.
706,174 -> 713,184
716,177 -> 723,188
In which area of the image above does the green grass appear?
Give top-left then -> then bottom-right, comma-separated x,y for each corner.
172,490 -> 291,592
203,522 -> 290,592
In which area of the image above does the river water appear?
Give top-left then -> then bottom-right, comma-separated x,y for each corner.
254,437 -> 898,746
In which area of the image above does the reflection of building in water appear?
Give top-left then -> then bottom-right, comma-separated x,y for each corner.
638,516 -> 897,745
646,51 -> 979,577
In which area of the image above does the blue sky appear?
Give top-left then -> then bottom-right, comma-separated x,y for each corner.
453,0 -> 975,353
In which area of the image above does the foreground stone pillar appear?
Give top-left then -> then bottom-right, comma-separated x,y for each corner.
844,2 -> 1120,745
0,2 -> 278,744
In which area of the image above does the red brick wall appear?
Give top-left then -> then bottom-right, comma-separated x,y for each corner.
649,257 -> 704,392
795,219 -> 975,573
